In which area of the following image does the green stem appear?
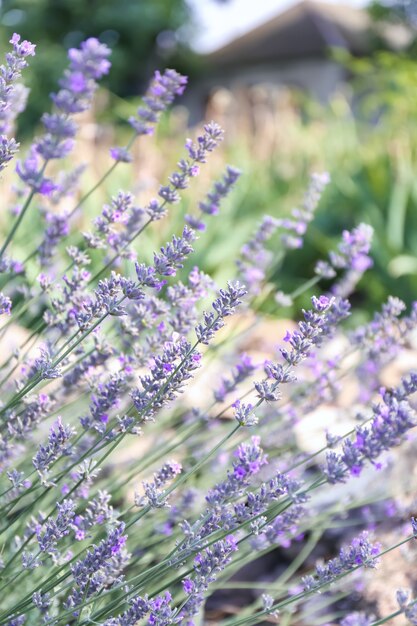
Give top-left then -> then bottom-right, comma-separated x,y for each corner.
0,160 -> 47,260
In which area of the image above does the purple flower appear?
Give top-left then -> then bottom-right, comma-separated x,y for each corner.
65,522 -> 128,610
206,436 -> 267,507
146,124 -> 224,222
349,296 -> 414,402
153,226 -> 196,277
186,165 -> 241,230
0,292 -> 12,315
177,538 -> 238,622
17,38 -> 110,198
109,146 -> 132,163
341,613 -> 373,626
103,597 -> 150,626
7,469 -> 31,494
279,294 -> 334,366
33,347 -> 61,380
4,616 -> 27,626
0,136 -> 19,174
9,33 -> 36,57
302,531 -> 380,591
195,281 -> 247,345
132,337 -> 201,421
129,69 -> 187,136
0,33 -> 35,140
236,215 -> 279,296
81,371 -> 126,433
277,172 -> 330,249
214,353 -> 257,403
5,393 -> 54,451
137,460 -> 182,508
182,579 -> 194,594
324,372 -> 417,483
36,113 -> 76,159
185,121 -> 224,162
148,591 -> 175,626
67,38 -> 111,79
71,491 -> 114,542
32,590 -> 51,617
32,417 -> 75,478
316,223 -> 374,298
38,211 -> 70,265
36,499 -> 76,555
395,589 -> 417,624
15,149 -> 56,195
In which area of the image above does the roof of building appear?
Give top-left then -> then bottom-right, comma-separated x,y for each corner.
206,1 -> 414,66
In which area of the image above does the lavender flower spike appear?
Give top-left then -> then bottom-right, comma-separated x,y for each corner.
302,531 -> 380,591
396,588 -> 417,624
131,336 -> 202,421
33,418 -> 75,480
0,33 -> 35,133
206,436 -> 267,507
128,69 -> 187,137
316,223 -> 374,297
0,135 -> 19,174
324,371 -> 417,483
214,353 -> 257,403
136,460 -> 182,508
111,69 -> 187,162
195,281 -> 247,345
35,499 -> 76,556
146,122 -> 224,222
0,34 -> 35,172
103,597 -> 150,626
51,37 -> 111,114
236,215 -> 279,296
153,226 -> 196,277
185,120 -> 224,163
179,536 -> 238,622
186,165 -> 241,231
278,171 -> 330,249
17,38 -> 111,194
0,292 -> 12,316
65,522 -> 128,610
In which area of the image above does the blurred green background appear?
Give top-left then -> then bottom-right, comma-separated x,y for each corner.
1,0 -> 417,318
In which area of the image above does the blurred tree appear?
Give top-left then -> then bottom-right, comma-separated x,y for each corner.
0,0 -> 199,131
369,1 -> 417,50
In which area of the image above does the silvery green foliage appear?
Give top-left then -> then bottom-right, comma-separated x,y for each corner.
0,33 -> 416,626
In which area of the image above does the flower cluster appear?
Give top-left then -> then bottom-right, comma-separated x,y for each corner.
0,34 -> 35,171
65,522 -> 128,610
277,171 -> 330,249
32,499 -> 76,560
17,38 -> 110,196
179,536 -> 238,621
185,165 -> 241,231
324,372 -> 417,483
195,281 -> 247,344
213,353 -> 257,403
137,460 -> 182,508
315,223 -> 374,298
128,69 -> 187,137
302,532 -> 381,591
206,436 -> 267,507
236,215 -> 279,296
32,418 -> 75,480
0,32 -> 416,626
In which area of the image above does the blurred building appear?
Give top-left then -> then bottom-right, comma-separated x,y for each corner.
184,0 -> 414,128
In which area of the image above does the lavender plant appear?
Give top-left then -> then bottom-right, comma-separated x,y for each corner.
0,33 -> 416,626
